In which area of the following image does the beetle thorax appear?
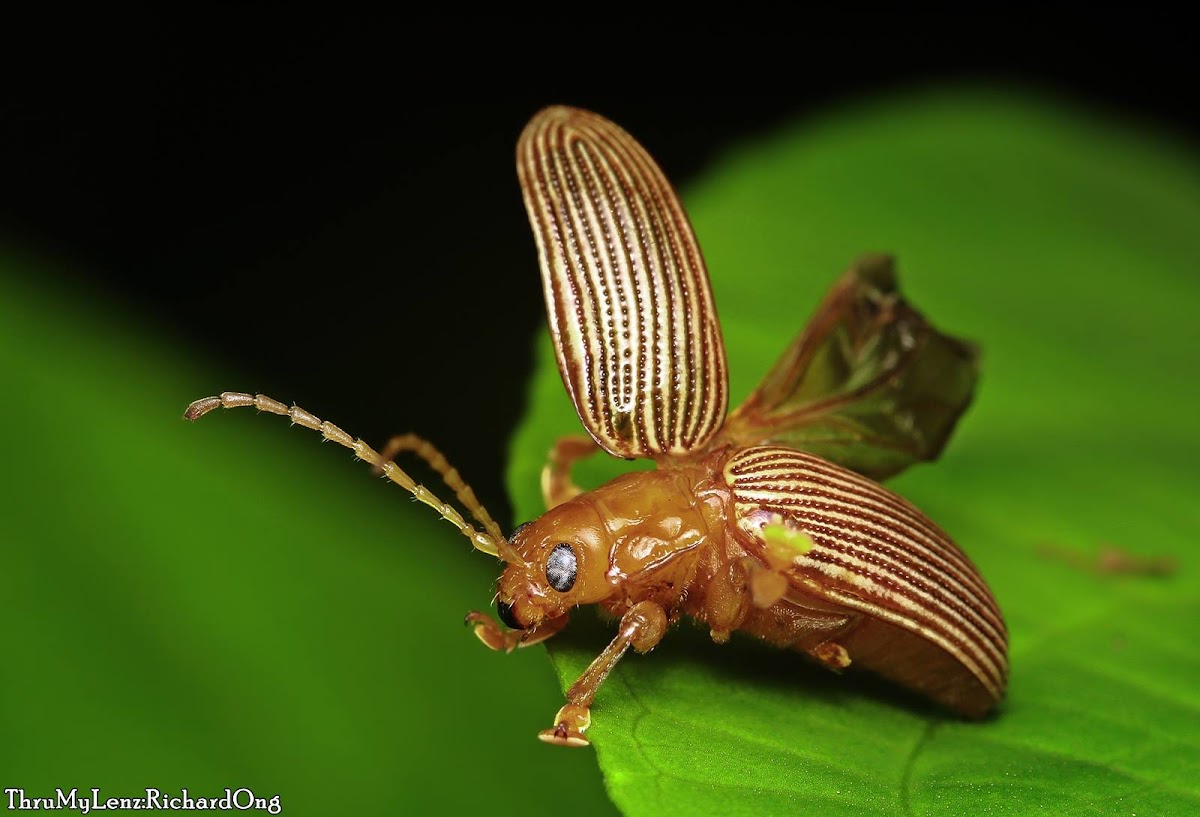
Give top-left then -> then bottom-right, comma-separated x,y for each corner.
499,464 -> 721,629
588,467 -> 717,607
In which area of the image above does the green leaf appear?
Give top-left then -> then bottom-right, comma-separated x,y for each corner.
508,90 -> 1200,815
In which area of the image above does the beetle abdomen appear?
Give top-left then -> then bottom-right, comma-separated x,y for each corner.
723,445 -> 1008,716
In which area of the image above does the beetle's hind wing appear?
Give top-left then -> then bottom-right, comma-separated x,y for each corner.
720,255 -> 978,481
517,107 -> 728,461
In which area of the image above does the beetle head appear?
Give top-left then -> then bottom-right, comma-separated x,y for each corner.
493,500 -> 614,631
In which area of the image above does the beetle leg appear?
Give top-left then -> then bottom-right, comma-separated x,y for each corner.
516,614 -> 570,648
809,641 -> 852,670
744,558 -> 790,609
706,558 -> 752,644
744,516 -> 815,608
776,595 -> 860,672
538,600 -> 668,747
541,435 -> 600,509
465,611 -> 522,651
465,612 -> 569,653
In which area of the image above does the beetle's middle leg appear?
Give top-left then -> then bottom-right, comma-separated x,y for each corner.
772,595 -> 861,672
538,600 -> 667,747
541,435 -> 600,509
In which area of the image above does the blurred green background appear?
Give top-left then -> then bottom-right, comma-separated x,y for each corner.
0,260 -> 615,814
2,25 -> 1198,817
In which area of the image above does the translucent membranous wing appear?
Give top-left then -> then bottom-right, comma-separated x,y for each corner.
517,107 -> 728,460
722,255 -> 978,480
724,446 -> 1008,717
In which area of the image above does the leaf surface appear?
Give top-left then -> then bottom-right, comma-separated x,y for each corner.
508,90 -> 1200,816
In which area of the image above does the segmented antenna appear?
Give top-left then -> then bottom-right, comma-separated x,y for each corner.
375,434 -> 506,546
184,392 -> 525,564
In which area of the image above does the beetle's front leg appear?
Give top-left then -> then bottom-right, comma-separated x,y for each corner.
539,601 -> 668,747
466,612 -> 568,652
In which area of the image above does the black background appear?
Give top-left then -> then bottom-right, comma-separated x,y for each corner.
4,19 -> 1195,527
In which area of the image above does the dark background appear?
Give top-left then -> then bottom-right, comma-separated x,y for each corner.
4,20 -> 1196,528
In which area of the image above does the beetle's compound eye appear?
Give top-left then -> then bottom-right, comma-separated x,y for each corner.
510,521 -> 533,540
546,543 -> 577,593
496,598 -> 523,630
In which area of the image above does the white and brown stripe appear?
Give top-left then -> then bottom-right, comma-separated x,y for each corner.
724,445 -> 1008,701
517,106 -> 728,460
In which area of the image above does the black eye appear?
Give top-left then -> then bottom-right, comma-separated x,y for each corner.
510,521 -> 533,540
496,599 -> 522,630
546,543 -> 577,593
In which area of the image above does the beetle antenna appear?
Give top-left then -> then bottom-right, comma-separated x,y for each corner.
373,434 -> 506,546
184,392 -> 525,564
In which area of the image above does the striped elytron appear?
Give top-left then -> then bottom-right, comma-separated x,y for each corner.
186,106 -> 1007,746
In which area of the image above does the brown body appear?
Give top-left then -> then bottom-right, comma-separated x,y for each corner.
502,444 -> 1004,726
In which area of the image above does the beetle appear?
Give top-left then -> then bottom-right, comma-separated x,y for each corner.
186,106 -> 1007,747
